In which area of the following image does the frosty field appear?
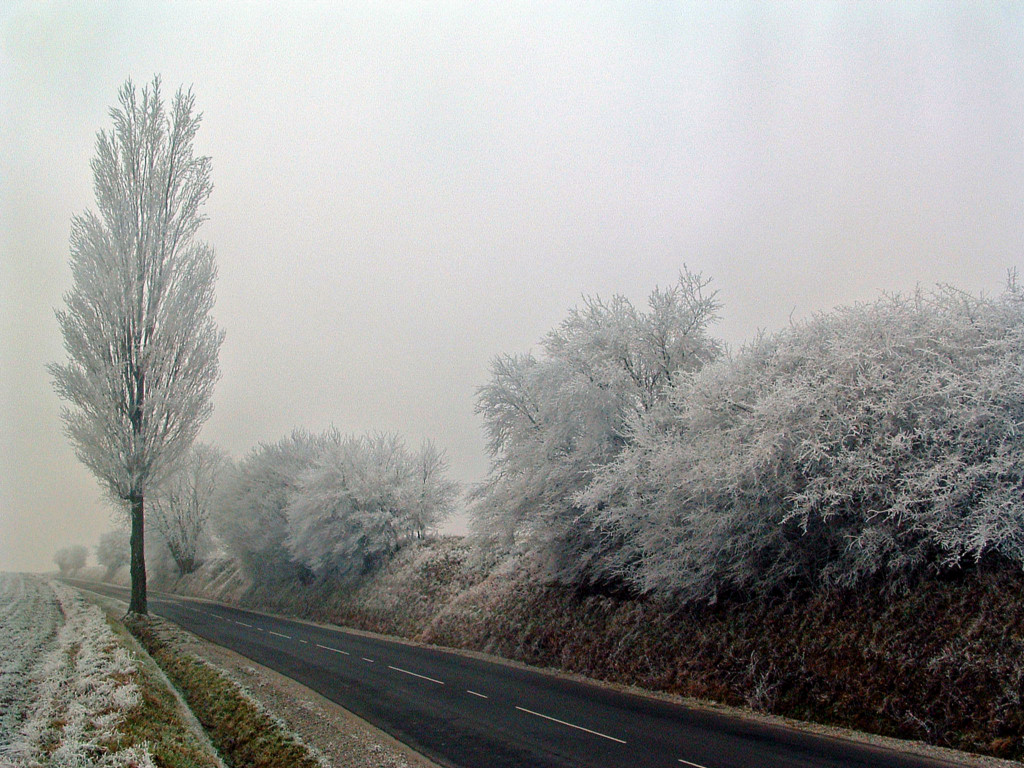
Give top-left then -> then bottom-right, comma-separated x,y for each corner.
0,573 -> 154,766
0,573 -> 61,742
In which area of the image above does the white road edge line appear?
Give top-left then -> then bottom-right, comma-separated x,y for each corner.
316,644 -> 350,655
269,631 -> 291,639
514,706 -> 626,745
388,665 -> 445,685
678,760 -> 710,768
235,621 -> 251,628
467,690 -> 488,699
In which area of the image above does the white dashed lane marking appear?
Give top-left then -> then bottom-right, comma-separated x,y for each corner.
466,690 -> 489,699
316,644 -> 350,655
678,760 -> 710,768
515,706 -> 627,745
388,665 -> 445,685
268,631 -> 291,639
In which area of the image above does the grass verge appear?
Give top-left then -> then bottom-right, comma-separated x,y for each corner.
124,615 -> 322,768
103,613 -> 222,768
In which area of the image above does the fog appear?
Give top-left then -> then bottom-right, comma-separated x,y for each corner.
2,2 -> 1022,572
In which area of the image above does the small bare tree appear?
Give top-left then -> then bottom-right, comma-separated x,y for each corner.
50,77 -> 223,614
151,443 -> 226,575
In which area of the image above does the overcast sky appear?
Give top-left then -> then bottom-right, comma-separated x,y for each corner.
2,2 -> 1023,573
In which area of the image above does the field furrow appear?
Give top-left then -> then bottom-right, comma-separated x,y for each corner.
0,575 -> 155,766
0,573 -> 61,741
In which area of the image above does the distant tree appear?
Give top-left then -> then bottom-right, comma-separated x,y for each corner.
54,545 -> 88,576
95,530 -> 130,579
49,77 -> 223,614
144,523 -> 183,582
151,443 -> 227,575
472,269 -> 721,584
285,433 -> 458,578
406,440 -> 460,540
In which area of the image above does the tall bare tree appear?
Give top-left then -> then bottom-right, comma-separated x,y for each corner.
50,77 -> 223,614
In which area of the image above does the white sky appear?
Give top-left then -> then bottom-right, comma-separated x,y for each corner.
2,2 -> 1023,572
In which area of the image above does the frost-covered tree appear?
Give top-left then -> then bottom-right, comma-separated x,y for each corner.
214,431 -> 332,584
472,269 -> 721,584
95,529 -> 129,579
407,441 -> 460,540
285,433 -> 458,577
581,281 -> 1024,600
54,545 -> 88,575
151,443 -> 227,575
49,77 -> 223,614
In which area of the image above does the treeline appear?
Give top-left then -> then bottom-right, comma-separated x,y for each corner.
93,431 -> 458,589
96,269 -> 1024,606
473,270 -> 1024,602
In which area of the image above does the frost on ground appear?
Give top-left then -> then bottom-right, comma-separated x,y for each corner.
0,574 -> 155,767
0,574 -> 61,741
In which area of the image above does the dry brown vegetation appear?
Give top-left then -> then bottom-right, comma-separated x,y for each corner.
425,562 -> 1024,760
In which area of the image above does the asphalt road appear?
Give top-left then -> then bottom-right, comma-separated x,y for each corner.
69,580 -> 969,768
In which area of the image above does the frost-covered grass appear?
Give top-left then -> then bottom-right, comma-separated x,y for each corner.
1,576 -> 154,767
1,577 -> 220,767
126,615 -> 323,768
1,581 -> 156,765
0,574 -> 61,742
231,537 -> 486,638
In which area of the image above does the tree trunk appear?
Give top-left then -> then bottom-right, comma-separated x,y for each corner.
128,493 -> 148,615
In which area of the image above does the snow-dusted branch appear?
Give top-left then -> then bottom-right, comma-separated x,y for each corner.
471,269 -> 722,584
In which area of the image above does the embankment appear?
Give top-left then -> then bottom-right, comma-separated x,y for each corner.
119,538 -> 1024,761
